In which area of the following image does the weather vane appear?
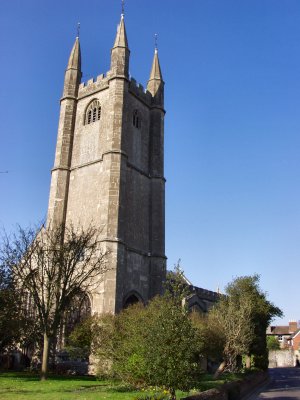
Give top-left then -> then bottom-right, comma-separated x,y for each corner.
77,22 -> 80,38
121,0 -> 125,16
154,33 -> 158,50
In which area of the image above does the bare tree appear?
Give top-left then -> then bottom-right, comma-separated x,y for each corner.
0,224 -> 109,379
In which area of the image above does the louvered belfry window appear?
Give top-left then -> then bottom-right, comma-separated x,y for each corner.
85,100 -> 101,125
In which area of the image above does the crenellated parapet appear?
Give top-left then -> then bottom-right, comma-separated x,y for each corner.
78,73 -> 109,98
129,77 -> 152,106
78,74 -> 156,106
77,73 -> 159,106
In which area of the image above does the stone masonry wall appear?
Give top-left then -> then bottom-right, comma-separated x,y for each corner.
269,350 -> 295,367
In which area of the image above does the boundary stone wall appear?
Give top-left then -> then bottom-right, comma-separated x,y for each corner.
268,350 -> 295,368
181,371 -> 268,400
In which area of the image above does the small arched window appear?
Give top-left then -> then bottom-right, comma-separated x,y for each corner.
133,109 -> 141,129
85,99 -> 101,125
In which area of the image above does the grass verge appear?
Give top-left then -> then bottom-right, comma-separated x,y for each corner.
0,371 -> 243,399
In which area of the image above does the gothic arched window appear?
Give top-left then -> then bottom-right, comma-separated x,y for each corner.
133,109 -> 141,129
85,99 -> 101,125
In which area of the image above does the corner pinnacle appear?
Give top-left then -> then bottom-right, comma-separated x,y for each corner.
67,36 -> 81,71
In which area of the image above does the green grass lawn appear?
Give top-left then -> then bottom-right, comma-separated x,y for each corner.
0,371 -> 240,399
0,372 -> 187,399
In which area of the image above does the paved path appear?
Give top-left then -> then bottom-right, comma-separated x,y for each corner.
247,367 -> 300,399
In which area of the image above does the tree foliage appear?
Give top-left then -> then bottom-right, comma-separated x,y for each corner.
140,295 -> 201,397
92,295 -> 201,399
0,223 -> 108,379
267,336 -> 280,351
210,275 -> 282,372
65,315 -> 94,360
190,312 -> 224,362
0,252 -> 39,355
165,260 -> 190,304
95,295 -> 199,395
72,271 -> 283,393
0,258 -> 19,351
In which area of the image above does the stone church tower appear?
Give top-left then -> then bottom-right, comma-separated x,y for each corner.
47,14 -> 166,314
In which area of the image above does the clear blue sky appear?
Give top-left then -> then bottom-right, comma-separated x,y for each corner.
1,0 -> 300,325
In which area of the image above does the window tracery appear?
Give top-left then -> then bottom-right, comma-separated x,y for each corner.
85,99 -> 101,125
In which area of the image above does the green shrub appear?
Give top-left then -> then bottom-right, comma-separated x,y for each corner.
93,296 -> 202,396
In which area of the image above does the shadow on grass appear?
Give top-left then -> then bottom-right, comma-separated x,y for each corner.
0,371 -> 98,382
0,372 -> 40,382
195,372 -> 243,392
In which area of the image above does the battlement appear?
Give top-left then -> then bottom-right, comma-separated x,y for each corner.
191,285 -> 221,302
78,73 -> 109,98
78,74 -> 153,104
129,77 -> 152,106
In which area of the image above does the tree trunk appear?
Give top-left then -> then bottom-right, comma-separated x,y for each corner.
213,360 -> 226,378
245,355 -> 251,369
41,333 -> 50,380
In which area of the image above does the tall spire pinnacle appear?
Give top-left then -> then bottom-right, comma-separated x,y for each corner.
147,43 -> 164,105
63,36 -> 82,98
67,36 -> 81,71
110,13 -> 130,77
148,47 -> 163,82
113,13 -> 128,49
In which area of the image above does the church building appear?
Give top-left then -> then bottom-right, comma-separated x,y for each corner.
47,13 -> 166,315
